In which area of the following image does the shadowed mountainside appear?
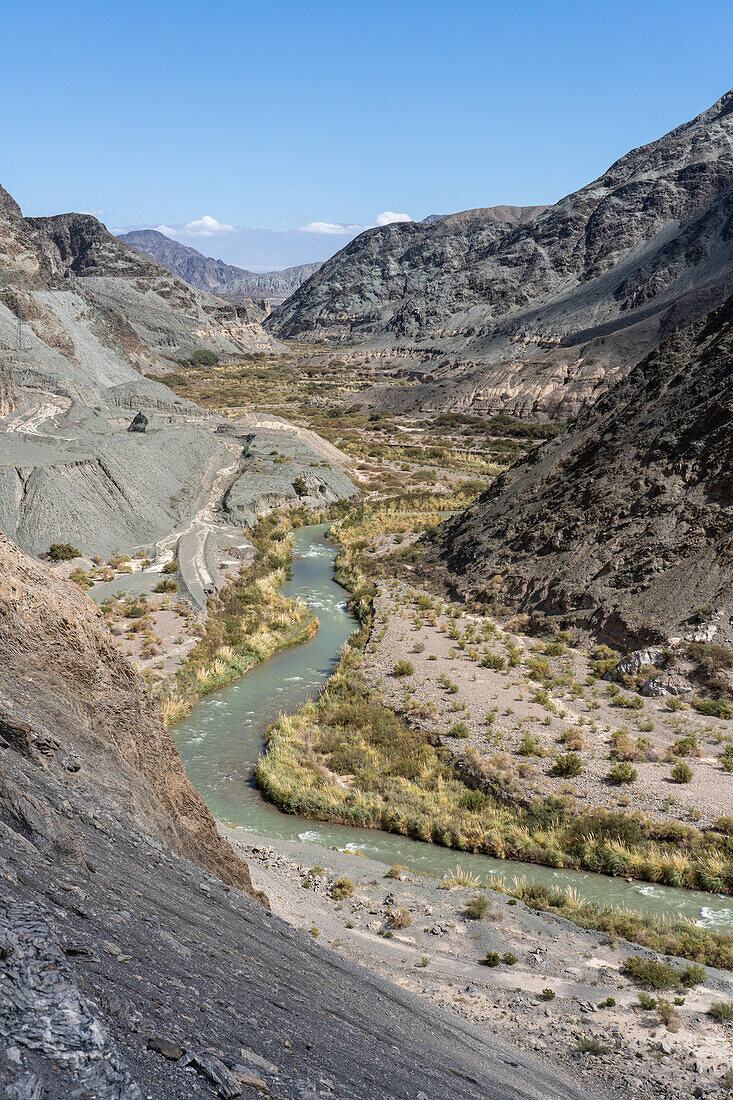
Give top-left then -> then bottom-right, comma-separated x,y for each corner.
437,294 -> 733,648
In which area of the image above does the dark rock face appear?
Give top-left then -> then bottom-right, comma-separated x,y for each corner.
269,92 -> 733,419
28,212 -> 159,281
438,294 -> 733,647
127,411 -> 148,433
118,229 -> 321,299
0,534 -> 592,1100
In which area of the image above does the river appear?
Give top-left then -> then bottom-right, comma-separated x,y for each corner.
174,524 -> 733,931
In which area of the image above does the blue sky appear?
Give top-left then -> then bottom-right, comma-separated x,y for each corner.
3,0 -> 732,269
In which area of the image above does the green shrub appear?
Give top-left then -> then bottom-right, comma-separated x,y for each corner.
464,894 -> 490,920
293,475 -> 308,497
708,1000 -> 733,1022
693,698 -> 733,720
458,789 -> 490,812
189,348 -> 219,366
670,761 -> 693,784
517,733 -> 547,757
679,962 -> 706,988
331,877 -> 355,900
657,998 -> 680,1031
154,578 -> 178,593
624,956 -> 683,990
69,567 -> 93,589
671,735 -> 699,757
480,652 -> 506,671
162,561 -> 179,574
449,721 -> 470,739
540,988 -> 555,1000
638,991 -> 657,1009
501,952 -> 517,965
608,762 -> 638,785
49,543 -> 81,561
551,752 -> 584,778
575,1037 -> 608,1055
393,659 -> 415,677
480,951 -> 500,967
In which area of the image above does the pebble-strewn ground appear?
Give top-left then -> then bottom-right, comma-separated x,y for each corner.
226,830 -> 733,1100
361,579 -> 733,826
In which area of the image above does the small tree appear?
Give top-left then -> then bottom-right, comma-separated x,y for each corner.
49,543 -> 81,561
293,476 -> 308,497
189,348 -> 219,366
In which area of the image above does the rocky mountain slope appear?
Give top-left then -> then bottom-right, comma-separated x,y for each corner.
0,184 -> 351,559
26,211 -> 279,364
269,90 -> 733,420
437,293 -> 733,648
0,533 -> 592,1100
119,229 -> 321,301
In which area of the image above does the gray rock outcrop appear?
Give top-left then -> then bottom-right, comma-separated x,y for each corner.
127,411 -> 148,432
221,422 -> 358,526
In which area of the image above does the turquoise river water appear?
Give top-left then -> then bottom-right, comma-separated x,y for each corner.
174,524 -> 733,932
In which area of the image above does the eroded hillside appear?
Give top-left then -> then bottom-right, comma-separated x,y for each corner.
438,294 -> 733,648
269,91 -> 733,419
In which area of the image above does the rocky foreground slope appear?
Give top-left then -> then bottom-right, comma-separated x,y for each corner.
438,293 -> 733,648
269,91 -> 733,420
120,229 -> 321,302
0,533 -> 593,1100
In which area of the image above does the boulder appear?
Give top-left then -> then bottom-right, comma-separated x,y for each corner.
127,411 -> 148,433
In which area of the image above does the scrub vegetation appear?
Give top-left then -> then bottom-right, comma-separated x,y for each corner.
160,513 -> 317,723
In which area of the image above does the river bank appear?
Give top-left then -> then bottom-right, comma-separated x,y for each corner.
176,518 -> 733,1098
160,514 -> 318,723
222,826 -> 733,1100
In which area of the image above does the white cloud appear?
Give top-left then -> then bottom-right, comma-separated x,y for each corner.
158,215 -> 235,237
299,211 -> 413,234
298,221 -> 367,235
81,208 -> 104,216
376,211 -> 412,225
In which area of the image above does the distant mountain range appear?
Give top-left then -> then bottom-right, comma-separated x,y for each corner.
117,229 -> 322,301
268,90 -> 733,421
